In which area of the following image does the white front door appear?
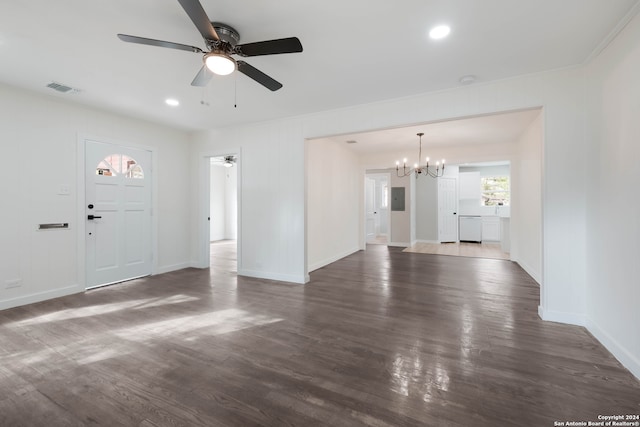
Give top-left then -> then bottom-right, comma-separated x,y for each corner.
85,140 -> 152,289
438,177 -> 458,243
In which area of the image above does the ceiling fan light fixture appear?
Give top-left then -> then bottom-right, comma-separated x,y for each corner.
204,52 -> 236,76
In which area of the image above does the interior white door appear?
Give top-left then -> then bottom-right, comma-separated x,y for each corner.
365,177 -> 376,242
438,177 -> 458,243
85,141 -> 152,289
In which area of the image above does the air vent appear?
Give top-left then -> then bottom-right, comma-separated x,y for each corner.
46,82 -> 81,94
346,140 -> 357,144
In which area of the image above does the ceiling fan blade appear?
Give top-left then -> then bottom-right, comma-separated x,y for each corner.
118,34 -> 203,53
235,37 -> 303,57
176,0 -> 219,41
191,65 -> 213,87
237,61 -> 283,91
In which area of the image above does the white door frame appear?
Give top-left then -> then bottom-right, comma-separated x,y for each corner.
363,172 -> 391,248
76,134 -> 159,289
195,149 -> 242,270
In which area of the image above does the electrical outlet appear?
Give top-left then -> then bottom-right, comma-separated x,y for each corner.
5,279 -> 22,289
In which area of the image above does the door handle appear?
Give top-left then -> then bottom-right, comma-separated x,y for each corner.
87,215 -> 102,220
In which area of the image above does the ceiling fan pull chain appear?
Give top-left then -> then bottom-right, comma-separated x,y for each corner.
234,72 -> 238,108
200,86 -> 210,107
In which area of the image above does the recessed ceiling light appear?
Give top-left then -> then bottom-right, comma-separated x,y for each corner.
429,25 -> 451,40
165,98 -> 180,107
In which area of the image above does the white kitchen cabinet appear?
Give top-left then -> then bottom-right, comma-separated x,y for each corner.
481,216 -> 500,241
459,172 -> 481,200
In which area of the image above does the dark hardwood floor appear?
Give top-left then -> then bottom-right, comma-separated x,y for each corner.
1,244 -> 638,426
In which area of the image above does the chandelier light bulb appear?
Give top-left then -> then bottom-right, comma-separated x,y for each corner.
396,160 -> 400,166
394,133 -> 445,179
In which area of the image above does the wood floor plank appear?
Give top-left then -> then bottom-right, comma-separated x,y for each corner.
0,242 -> 638,426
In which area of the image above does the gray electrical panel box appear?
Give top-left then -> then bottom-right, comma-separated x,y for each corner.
391,187 -> 405,211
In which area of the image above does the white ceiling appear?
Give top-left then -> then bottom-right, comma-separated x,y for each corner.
322,108 -> 542,155
0,1 -> 637,131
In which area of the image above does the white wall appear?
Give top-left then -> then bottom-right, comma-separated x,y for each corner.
415,177 -> 439,242
224,165 -> 238,240
191,119 -> 307,283
0,83 -> 192,310
306,138 -> 361,272
209,163 -> 237,241
210,165 -> 226,241
584,11 -> 640,379
510,113 -> 543,283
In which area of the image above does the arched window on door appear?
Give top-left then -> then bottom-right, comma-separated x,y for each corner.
96,154 -> 144,179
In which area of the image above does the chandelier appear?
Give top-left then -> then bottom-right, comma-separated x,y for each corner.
396,133 -> 445,178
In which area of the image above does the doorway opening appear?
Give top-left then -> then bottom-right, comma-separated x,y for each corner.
365,172 -> 391,245
209,155 -> 238,273
306,108 -> 542,289
405,160 -> 512,260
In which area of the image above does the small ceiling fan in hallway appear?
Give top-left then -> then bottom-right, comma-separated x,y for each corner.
117,0 -> 303,91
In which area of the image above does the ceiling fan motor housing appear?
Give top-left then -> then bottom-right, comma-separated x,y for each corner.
209,22 -> 240,50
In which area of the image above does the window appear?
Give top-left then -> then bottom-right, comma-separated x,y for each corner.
96,154 -> 144,179
481,176 -> 509,206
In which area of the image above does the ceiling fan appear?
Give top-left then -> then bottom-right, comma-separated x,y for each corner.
211,155 -> 236,167
117,0 -> 303,91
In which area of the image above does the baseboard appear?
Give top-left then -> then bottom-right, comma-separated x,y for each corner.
237,269 -> 306,285
538,305 -> 586,326
387,241 -> 410,247
0,284 -> 84,311
157,262 -> 191,274
309,247 -> 360,273
586,318 -> 640,381
515,259 -> 541,285
415,239 -> 440,244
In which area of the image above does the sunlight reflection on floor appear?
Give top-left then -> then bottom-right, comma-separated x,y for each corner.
11,295 -> 200,326
113,308 -> 283,341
